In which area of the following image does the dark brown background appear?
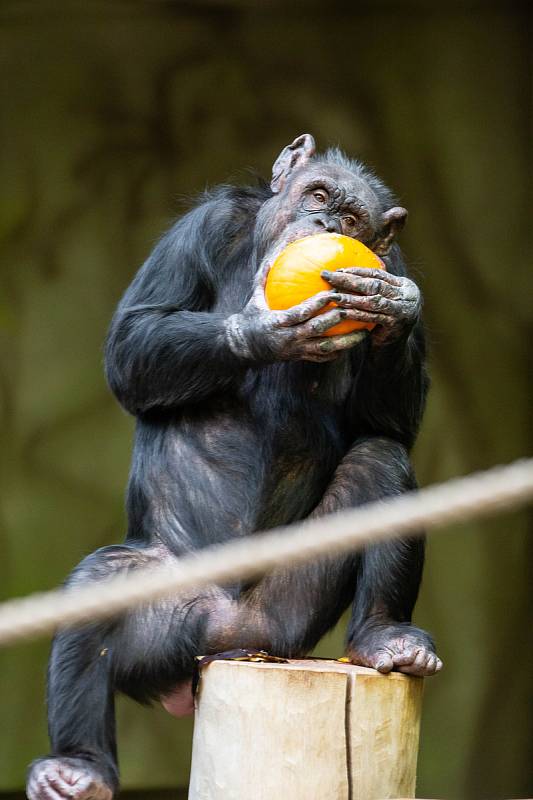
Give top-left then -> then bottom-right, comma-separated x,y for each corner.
0,2 -> 531,797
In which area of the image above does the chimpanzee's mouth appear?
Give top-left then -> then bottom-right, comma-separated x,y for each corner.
262,228 -> 357,273
284,229 -> 324,247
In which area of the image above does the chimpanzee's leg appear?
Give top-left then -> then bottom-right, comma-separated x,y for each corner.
335,438 -> 442,676
26,543 -> 214,800
207,436 -> 441,676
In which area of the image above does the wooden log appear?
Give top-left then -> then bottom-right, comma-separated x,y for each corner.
188,658 -> 424,800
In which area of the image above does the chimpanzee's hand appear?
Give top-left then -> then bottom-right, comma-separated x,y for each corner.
225,264 -> 368,363
321,267 -> 421,347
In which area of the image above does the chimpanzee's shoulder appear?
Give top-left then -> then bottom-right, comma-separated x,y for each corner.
200,182 -> 272,216
179,183 -> 271,244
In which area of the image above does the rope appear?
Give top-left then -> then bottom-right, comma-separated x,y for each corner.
0,458 -> 532,647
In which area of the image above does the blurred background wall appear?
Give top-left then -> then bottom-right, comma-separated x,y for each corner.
0,2 -> 530,798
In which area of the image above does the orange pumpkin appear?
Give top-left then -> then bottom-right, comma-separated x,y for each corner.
265,233 -> 385,336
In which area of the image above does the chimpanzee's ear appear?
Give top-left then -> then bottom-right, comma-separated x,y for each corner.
374,206 -> 408,256
270,134 -> 316,194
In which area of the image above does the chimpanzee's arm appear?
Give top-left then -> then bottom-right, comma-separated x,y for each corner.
105,188 -> 260,415
106,184 -> 372,414
346,246 -> 429,449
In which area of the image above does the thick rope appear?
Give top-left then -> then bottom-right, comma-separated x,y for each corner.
0,458 -> 532,647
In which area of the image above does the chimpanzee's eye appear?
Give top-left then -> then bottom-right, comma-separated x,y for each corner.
313,190 -> 328,204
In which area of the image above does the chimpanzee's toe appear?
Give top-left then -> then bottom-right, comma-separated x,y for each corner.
27,757 -> 114,800
396,648 -> 443,676
348,623 -> 442,678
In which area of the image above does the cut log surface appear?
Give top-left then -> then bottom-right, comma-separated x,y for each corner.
188,659 -> 424,800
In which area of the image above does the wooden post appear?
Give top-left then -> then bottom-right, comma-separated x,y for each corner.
188,659 -> 424,800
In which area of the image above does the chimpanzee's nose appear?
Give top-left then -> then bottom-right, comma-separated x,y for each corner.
314,214 -> 341,233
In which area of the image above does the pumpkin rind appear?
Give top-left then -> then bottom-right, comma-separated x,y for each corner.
265,233 -> 385,336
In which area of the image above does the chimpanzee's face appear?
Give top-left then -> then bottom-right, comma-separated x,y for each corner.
287,163 -> 383,241
255,163 -> 384,263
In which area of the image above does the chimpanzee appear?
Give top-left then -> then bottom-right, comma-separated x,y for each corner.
27,134 -> 441,800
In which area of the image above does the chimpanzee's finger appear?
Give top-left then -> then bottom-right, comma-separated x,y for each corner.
278,291 -> 342,326
300,352 -> 342,363
254,256 -> 275,289
251,254 -> 282,309
333,293 -> 397,316
334,269 -> 420,304
305,307 -> 390,328
298,331 -> 367,357
335,267 -> 405,287
293,307 -> 350,337
322,271 -> 400,298
295,307 -> 382,338
251,277 -> 272,310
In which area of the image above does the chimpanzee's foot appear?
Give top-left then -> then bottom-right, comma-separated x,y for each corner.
348,623 -> 443,677
27,756 -> 114,800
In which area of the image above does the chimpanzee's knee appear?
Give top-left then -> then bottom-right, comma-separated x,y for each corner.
343,436 -> 416,491
66,544 -> 156,588
314,436 -> 416,518
52,543 -> 186,705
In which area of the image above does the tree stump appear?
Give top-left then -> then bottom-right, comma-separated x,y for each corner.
188,658 -> 424,800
